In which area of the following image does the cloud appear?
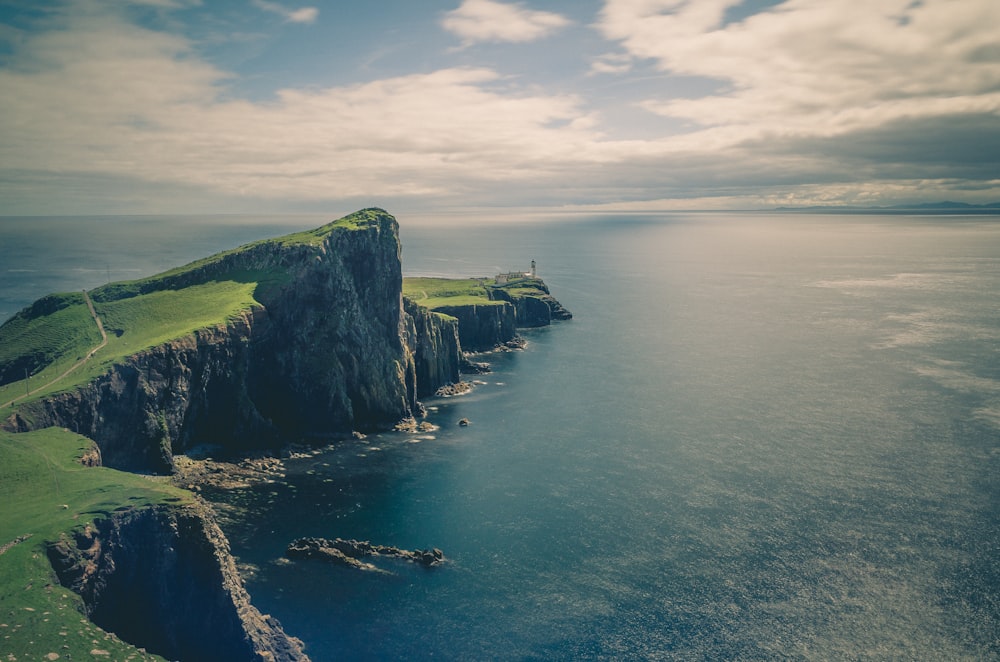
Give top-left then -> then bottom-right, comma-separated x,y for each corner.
252,0 -> 318,24
442,0 -> 570,45
589,52 -> 633,75
0,8 -> 605,207
1,0 -> 998,214
596,0 -> 1000,144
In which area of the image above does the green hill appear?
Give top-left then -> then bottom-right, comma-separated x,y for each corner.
0,210 -> 382,414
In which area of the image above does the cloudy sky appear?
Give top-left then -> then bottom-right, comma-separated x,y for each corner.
1,0 -> 998,215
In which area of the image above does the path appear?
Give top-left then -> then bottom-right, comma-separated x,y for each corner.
1,290 -> 108,409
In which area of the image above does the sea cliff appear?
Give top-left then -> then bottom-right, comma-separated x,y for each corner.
0,209 -> 571,660
47,503 -> 308,661
3,210 -> 446,472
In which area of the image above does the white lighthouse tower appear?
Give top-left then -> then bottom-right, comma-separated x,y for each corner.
530,259 -> 536,277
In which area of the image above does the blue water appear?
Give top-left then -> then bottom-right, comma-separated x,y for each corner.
2,213 -> 999,659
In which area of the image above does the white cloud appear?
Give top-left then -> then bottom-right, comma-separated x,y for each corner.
0,10 -> 605,205
597,0 -> 1000,143
1,0 -> 998,213
253,0 -> 318,24
589,52 -> 633,75
442,0 -> 570,45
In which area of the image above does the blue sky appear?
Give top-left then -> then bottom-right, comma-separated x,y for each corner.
1,0 -> 998,216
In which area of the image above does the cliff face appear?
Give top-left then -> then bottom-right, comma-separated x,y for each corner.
8,311 -> 272,473
47,504 -> 309,662
403,298 -> 461,397
247,215 -> 416,437
5,210 -> 436,472
486,278 -> 574,328
432,302 -> 517,352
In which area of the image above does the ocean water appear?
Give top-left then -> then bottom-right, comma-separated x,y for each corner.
2,213 -> 999,659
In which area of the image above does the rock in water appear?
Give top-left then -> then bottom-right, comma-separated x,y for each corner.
286,537 -> 445,569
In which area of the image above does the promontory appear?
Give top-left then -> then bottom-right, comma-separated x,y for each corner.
0,208 -> 570,661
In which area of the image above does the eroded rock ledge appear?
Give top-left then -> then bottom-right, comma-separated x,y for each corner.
286,537 -> 445,572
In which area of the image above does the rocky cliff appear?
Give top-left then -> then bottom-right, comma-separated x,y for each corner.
486,278 -> 573,327
47,503 -> 309,661
431,301 -> 518,352
403,275 -> 573,352
2,212 -> 573,473
403,297 -> 462,398
7,311 -> 272,473
5,209 -> 440,472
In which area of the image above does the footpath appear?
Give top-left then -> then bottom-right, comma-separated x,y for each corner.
1,290 -> 108,409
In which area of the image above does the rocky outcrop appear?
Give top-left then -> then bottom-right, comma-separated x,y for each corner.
2,210 -> 571,474
47,504 -> 309,662
247,215 -> 416,438
286,537 -> 445,570
402,276 -> 572,355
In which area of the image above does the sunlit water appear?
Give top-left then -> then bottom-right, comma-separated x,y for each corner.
2,213 -> 998,659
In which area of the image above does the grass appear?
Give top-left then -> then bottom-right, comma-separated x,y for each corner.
0,294 -> 103,393
0,280 -> 263,411
0,209 -> 386,415
402,277 -> 506,310
0,428 -> 190,660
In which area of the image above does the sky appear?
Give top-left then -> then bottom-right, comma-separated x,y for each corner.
0,0 -> 999,216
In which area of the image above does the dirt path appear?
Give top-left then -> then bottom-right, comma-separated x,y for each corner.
2,290 -> 108,409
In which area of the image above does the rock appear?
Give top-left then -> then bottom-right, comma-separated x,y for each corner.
435,382 -> 473,397
286,537 -> 445,570
459,358 -> 491,374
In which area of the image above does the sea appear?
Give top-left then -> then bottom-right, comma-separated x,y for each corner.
1,212 -> 998,660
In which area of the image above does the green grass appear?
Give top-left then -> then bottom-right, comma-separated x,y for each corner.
0,293 -> 102,391
402,277 -> 506,311
0,428 -> 189,660
0,280 -> 264,411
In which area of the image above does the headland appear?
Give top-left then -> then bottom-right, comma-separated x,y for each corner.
0,209 -> 570,660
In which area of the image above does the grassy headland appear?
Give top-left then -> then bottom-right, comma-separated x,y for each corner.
0,209 -> 383,413
402,274 -> 552,310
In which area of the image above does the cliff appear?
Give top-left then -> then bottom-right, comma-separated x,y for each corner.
3,209 -> 435,472
402,275 -> 572,352
485,277 -> 573,327
0,427 -> 308,661
430,301 -> 517,352
47,503 -> 308,662
1,212 -> 573,474
403,297 -> 462,398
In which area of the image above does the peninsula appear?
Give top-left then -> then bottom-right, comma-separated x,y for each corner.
0,209 -> 570,661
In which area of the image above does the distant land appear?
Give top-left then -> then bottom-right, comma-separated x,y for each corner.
775,201 -> 1000,214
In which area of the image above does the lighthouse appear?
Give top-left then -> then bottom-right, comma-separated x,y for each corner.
530,260 -> 536,277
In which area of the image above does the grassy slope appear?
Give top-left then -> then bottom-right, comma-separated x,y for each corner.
0,210 -> 381,414
402,277 -> 507,310
0,428 -> 192,660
